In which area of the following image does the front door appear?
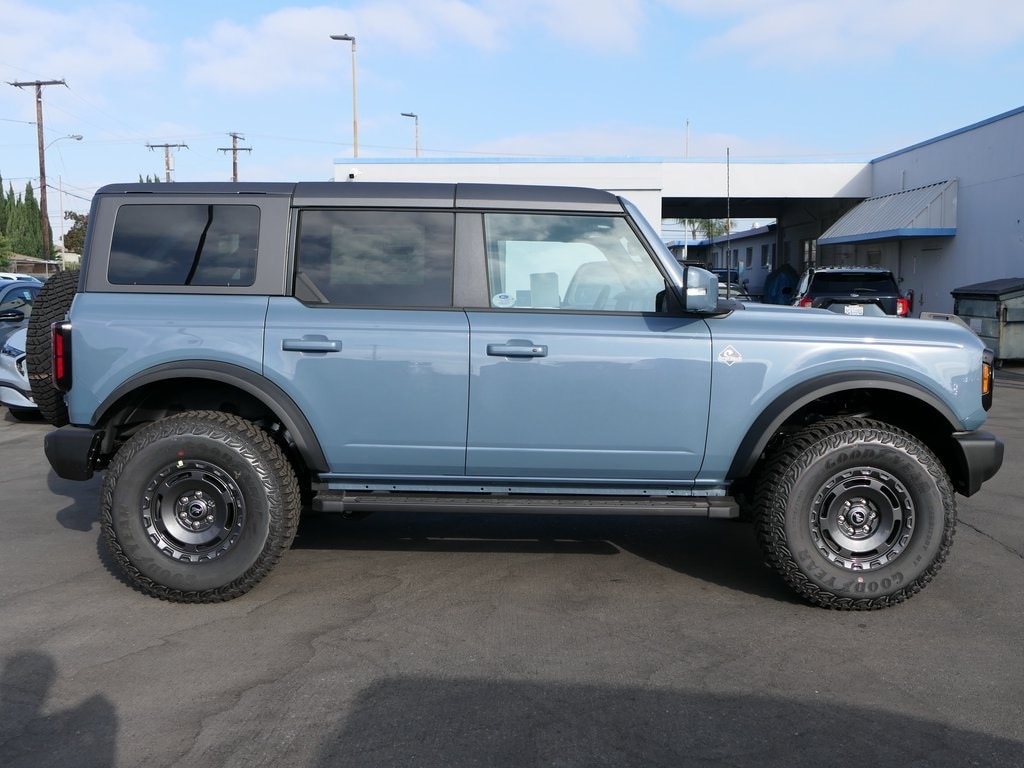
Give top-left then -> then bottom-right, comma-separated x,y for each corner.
465,212 -> 712,483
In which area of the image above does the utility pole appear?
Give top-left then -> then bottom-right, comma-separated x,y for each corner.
145,142 -> 188,182
8,78 -> 67,261
217,132 -> 252,182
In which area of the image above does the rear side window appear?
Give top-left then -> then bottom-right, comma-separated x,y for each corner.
295,210 -> 454,307
108,204 -> 259,286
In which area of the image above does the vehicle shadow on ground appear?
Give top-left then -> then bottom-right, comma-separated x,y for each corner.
294,511 -> 798,605
0,650 -> 118,768
317,676 -> 1023,768
46,470 -> 103,532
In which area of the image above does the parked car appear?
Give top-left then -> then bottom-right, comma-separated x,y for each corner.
792,266 -> 909,316
718,281 -> 752,301
0,277 -> 42,344
35,181 -> 1001,609
0,328 -> 37,420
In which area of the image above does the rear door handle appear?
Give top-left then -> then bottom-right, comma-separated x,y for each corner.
486,342 -> 548,358
282,336 -> 343,353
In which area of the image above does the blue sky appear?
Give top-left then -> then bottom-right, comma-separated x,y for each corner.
3,0 -> 1024,230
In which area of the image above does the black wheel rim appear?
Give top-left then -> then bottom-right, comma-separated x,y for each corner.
808,467 -> 914,570
141,459 -> 246,562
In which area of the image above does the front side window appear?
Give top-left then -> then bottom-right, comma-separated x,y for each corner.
295,210 -> 454,307
483,213 -> 664,312
108,204 -> 259,286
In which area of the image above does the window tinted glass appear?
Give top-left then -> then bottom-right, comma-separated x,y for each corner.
811,272 -> 898,293
0,285 -> 38,314
483,213 -> 664,312
295,210 -> 454,307
108,204 -> 259,286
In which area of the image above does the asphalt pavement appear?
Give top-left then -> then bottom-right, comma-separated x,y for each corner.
1,371 -> 1022,767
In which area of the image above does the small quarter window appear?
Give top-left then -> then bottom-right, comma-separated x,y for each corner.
108,204 -> 259,286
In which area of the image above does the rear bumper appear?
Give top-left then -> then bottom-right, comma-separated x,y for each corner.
44,426 -> 102,481
951,430 -> 1004,497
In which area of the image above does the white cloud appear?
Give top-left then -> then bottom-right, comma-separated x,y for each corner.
467,122 -> 828,161
182,2 -> 503,94
495,0 -> 646,50
0,1 -> 161,88
662,0 -> 1024,65
181,0 -> 653,95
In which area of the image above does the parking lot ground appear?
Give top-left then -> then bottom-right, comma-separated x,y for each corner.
1,371 -> 1023,767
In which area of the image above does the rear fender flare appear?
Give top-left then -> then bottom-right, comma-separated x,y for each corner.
93,361 -> 328,473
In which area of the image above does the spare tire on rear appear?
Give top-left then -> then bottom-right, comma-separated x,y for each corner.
27,269 -> 79,427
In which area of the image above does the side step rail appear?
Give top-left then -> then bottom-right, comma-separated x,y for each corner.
312,492 -> 739,519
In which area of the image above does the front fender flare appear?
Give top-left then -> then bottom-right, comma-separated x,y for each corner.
727,371 -> 960,480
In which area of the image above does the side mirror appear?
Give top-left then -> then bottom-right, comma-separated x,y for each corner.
682,267 -> 719,313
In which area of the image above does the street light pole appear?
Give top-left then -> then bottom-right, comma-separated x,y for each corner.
330,34 -> 359,158
44,134 -> 82,252
401,112 -> 419,158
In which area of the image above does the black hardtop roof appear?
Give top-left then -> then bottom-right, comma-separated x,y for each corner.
94,181 -> 623,212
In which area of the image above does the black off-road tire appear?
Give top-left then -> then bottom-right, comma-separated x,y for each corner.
100,410 -> 301,603
754,417 -> 956,610
26,269 -> 79,427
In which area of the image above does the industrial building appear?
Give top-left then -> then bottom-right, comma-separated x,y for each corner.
334,106 -> 1024,315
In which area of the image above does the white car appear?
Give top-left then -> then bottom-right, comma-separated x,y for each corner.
0,328 -> 37,420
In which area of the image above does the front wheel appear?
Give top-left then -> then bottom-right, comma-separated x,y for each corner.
754,417 -> 956,610
101,411 -> 301,602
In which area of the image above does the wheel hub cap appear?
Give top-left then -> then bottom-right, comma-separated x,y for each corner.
809,468 -> 914,571
141,460 -> 246,563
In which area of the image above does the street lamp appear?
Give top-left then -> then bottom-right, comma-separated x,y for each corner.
45,133 -> 83,150
330,33 -> 358,158
400,112 -> 419,158
45,134 -> 82,255
40,133 -> 82,260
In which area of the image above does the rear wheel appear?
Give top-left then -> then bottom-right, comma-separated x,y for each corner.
26,269 -> 79,426
754,417 -> 956,610
101,410 -> 301,602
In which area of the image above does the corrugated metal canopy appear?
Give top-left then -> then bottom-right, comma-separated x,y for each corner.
818,179 -> 957,245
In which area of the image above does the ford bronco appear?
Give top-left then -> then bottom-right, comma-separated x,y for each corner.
30,182 -> 1003,608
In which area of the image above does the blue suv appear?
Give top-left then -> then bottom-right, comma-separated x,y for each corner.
30,182 -> 1002,609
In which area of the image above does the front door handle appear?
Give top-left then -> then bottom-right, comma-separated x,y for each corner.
283,336 -> 343,353
486,342 -> 548,358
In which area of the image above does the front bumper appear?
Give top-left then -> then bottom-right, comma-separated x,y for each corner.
44,426 -> 102,481
951,430 -> 1004,497
0,383 -> 35,410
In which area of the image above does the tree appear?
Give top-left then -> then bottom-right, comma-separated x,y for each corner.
676,218 -> 731,241
0,173 -> 7,238
0,232 -> 11,269
63,211 -> 88,254
7,182 -> 43,258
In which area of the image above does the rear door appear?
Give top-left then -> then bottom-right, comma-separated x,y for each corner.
263,207 -> 470,477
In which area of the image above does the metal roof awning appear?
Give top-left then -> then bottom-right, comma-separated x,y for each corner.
818,179 -> 957,245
